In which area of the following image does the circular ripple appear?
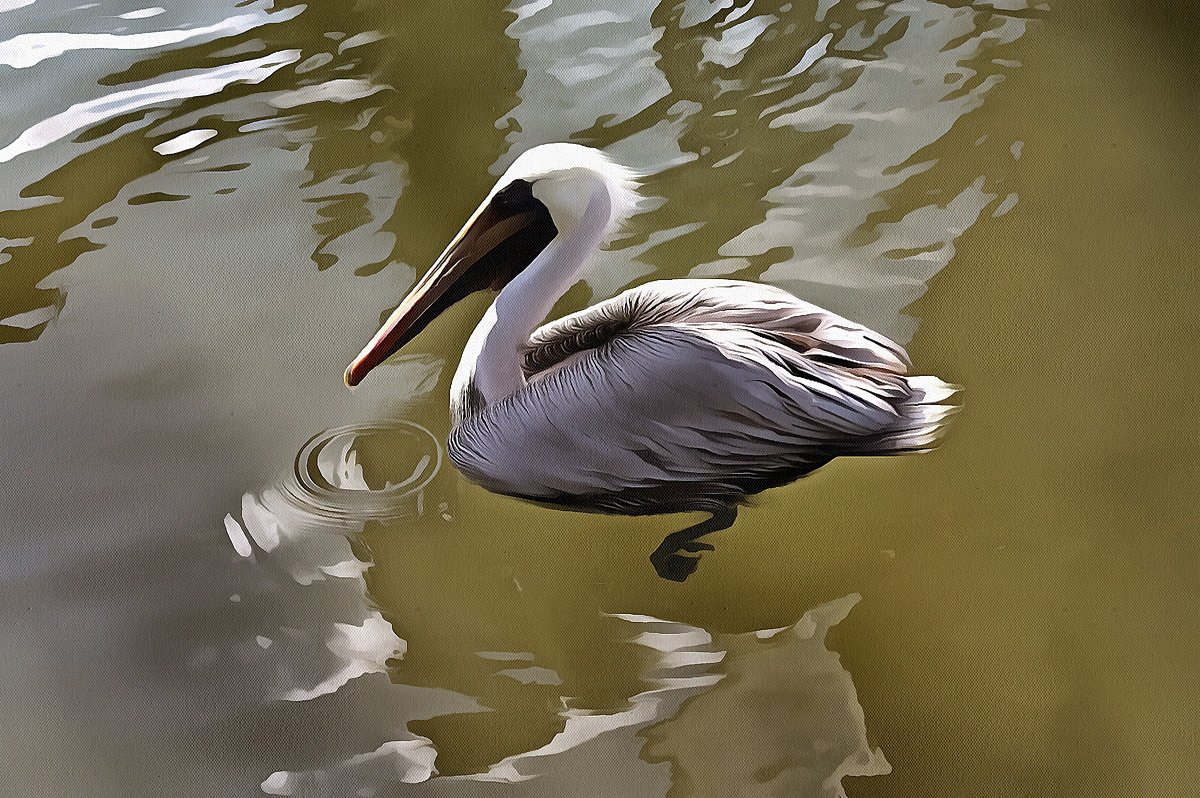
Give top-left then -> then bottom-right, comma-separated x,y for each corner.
284,421 -> 443,522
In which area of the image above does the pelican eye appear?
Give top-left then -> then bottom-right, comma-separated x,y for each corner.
493,179 -> 535,211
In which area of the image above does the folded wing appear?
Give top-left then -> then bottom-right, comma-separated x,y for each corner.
451,279 -> 955,510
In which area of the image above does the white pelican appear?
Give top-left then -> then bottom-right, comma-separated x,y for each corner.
346,144 -> 956,580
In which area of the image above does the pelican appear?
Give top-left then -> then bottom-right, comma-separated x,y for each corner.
346,144 -> 956,580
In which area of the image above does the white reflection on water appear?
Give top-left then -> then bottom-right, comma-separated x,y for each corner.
118,7 -> 167,21
223,476 -> 407,703
153,127 -> 217,154
501,0 -> 1027,341
206,391 -> 885,795
268,77 -> 386,109
727,3 -> 1029,340
0,4 -> 302,69
257,588 -> 883,797
0,50 -> 300,163
498,0 -> 672,170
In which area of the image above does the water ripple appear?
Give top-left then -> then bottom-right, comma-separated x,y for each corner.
261,595 -> 883,797
0,5 -> 303,69
0,49 -> 299,163
284,421 -> 443,522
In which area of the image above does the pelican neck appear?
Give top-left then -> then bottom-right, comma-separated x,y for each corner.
450,180 -> 615,422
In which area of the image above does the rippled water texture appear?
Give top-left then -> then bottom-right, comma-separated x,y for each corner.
2,1 -> 1197,796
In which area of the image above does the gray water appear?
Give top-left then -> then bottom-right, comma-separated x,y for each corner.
2,1 -> 1197,796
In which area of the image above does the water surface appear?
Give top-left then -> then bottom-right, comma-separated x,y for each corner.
1,1 -> 1197,796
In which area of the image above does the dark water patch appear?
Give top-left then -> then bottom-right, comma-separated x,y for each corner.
128,191 -> 190,205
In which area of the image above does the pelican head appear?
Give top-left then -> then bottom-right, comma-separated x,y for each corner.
345,143 -> 640,387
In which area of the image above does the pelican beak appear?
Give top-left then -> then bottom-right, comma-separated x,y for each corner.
345,186 -> 553,387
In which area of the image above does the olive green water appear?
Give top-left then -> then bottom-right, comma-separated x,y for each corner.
1,1 -> 1196,796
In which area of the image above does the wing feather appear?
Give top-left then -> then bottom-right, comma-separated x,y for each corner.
522,279 -> 911,380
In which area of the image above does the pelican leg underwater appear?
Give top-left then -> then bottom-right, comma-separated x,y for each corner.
346,143 -> 958,581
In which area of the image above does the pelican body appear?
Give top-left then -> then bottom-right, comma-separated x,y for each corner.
346,144 -> 956,579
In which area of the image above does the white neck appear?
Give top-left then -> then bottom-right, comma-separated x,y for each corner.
450,178 -> 614,425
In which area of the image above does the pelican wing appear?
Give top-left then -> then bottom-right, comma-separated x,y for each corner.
522,279 -> 911,380
453,280 -> 951,510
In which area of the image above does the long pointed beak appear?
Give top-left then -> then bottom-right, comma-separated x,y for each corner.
344,200 -> 546,387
